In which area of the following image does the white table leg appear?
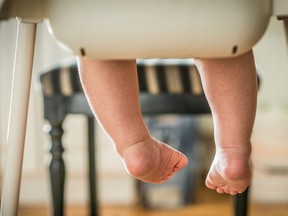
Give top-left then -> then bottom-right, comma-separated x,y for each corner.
0,17 -> 40,216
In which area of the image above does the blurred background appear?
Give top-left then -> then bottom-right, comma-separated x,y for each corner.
0,16 -> 288,214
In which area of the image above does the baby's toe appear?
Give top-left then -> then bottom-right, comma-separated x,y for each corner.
216,187 -> 225,194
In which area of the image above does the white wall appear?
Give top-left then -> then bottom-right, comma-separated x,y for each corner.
251,18 -> 288,203
0,16 -> 288,206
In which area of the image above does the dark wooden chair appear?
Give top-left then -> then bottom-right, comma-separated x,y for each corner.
39,58 -> 252,216
39,58 -> 97,216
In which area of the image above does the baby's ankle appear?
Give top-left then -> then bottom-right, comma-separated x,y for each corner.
115,135 -> 152,157
216,141 -> 252,156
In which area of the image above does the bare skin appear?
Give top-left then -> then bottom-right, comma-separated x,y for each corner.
195,50 -> 257,195
78,59 -> 188,184
78,50 -> 257,193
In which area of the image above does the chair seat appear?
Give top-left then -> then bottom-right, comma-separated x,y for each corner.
39,58 -> 209,116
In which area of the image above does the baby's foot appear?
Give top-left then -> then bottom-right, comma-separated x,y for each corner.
206,147 -> 252,195
121,136 -> 188,184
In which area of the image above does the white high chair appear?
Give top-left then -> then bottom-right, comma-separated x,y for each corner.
0,0 -> 288,215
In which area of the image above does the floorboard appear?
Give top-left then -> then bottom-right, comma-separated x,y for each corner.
18,185 -> 288,216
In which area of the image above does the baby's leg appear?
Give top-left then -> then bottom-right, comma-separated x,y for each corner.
78,58 -> 188,184
195,50 -> 257,195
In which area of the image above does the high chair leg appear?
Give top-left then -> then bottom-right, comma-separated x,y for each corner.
283,18 -> 288,55
277,16 -> 288,55
0,17 -> 40,216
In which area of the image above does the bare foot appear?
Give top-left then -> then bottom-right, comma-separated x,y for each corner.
121,136 -> 188,184
205,147 -> 252,195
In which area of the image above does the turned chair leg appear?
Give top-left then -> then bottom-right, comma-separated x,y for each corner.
47,120 -> 66,216
233,187 -> 249,216
87,117 -> 98,216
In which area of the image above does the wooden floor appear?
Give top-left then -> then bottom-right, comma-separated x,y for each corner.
18,185 -> 288,216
